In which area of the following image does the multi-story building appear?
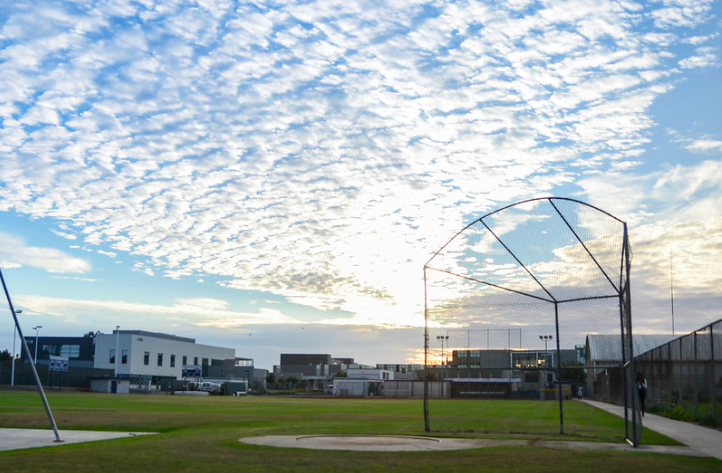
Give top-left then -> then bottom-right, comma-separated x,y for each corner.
430,348 -> 579,398
21,330 -> 250,391
94,330 -> 236,379
274,353 -> 358,390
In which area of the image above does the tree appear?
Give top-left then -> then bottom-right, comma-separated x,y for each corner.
334,371 -> 347,378
0,349 -> 12,361
83,330 -> 103,338
265,372 -> 275,384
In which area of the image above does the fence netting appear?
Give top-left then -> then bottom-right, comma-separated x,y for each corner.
635,320 -> 722,425
424,198 -> 639,444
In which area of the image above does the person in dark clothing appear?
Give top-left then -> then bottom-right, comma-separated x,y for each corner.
635,373 -> 647,416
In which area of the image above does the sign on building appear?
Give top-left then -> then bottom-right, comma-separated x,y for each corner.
49,355 -> 69,372
182,365 -> 201,378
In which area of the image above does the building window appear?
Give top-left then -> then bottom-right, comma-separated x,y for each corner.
42,344 -> 81,359
194,357 -> 198,365
511,352 -> 554,369
202,358 -> 208,366
512,353 -> 537,369
170,354 -> 176,368
144,352 -> 150,365
157,353 -> 163,366
121,349 -> 128,364
182,355 -> 187,366
109,349 -> 115,364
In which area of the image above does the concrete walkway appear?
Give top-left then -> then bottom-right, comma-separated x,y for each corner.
583,399 -> 722,460
0,428 -> 154,452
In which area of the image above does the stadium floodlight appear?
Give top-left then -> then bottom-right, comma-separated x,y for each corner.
539,335 -> 553,351
436,335 -> 449,366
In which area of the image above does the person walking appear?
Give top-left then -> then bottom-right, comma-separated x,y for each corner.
635,373 -> 647,416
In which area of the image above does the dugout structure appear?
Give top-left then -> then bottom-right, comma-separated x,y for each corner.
423,197 -> 640,446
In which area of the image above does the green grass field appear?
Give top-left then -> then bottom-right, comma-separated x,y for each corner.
1,390 -> 721,473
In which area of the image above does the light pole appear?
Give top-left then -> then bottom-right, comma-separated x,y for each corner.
539,335 -> 553,352
436,335 -> 448,366
33,326 -> 43,364
10,309 -> 22,386
114,326 -> 120,377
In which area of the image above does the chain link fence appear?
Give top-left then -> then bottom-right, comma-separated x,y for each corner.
423,198 -> 639,443
635,319 -> 722,425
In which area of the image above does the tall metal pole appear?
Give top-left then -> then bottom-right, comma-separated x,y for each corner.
554,303 -> 564,435
624,230 -> 638,446
619,226 -> 637,446
114,326 -> 120,377
1,268 -> 62,443
33,325 -> 42,363
423,268 -> 430,431
670,250 -> 675,335
10,309 -> 20,386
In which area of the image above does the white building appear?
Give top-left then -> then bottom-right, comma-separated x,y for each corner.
346,368 -> 394,380
94,330 -> 235,380
332,369 -> 394,397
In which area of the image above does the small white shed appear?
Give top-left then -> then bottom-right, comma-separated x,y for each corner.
90,378 -> 130,394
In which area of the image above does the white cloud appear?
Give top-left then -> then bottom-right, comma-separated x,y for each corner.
678,46 -> 718,69
684,139 -> 722,153
0,232 -> 91,274
51,229 -> 77,240
13,294 -> 303,327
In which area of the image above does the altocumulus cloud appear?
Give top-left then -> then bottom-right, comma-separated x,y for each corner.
0,0 -> 719,326
0,232 -> 91,274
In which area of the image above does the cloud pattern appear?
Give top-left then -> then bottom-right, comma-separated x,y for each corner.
0,0 -> 719,328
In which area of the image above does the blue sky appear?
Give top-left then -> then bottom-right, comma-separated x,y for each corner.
1,0 -> 721,370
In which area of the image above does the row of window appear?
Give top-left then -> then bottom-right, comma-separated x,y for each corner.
109,350 -> 208,368
41,344 -> 81,359
109,349 -> 128,365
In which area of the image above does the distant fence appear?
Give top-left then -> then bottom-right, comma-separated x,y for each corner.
383,381 -> 447,398
635,319 -> 721,422
0,361 -> 113,389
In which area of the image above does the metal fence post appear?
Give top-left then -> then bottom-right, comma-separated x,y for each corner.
711,323 -> 717,421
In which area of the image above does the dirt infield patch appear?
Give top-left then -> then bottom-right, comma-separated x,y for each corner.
239,434 -> 706,455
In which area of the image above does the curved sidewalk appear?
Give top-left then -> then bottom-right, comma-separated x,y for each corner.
583,399 -> 722,460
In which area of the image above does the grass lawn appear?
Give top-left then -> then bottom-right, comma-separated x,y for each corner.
1,390 -> 721,473
427,397 -> 651,439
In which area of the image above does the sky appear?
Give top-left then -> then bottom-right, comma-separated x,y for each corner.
0,0 -> 721,371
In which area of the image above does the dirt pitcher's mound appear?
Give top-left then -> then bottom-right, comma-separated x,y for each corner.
240,435 -> 524,451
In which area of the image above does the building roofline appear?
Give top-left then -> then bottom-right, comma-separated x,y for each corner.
114,330 -> 195,344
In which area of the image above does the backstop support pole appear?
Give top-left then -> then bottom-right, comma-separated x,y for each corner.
1,268 -> 62,443
554,302 -> 564,435
423,267 -> 430,431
